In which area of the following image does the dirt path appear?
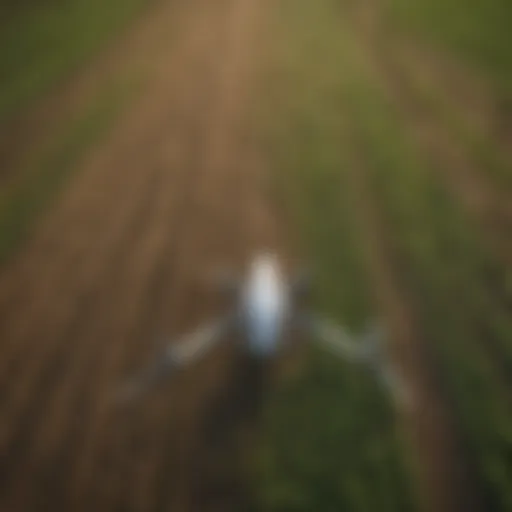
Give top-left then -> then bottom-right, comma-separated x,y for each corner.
0,0 -> 282,511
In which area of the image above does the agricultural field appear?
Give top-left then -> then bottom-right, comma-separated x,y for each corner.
256,0 -> 512,511
0,0 -> 510,511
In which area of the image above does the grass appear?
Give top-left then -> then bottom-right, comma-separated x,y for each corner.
345,82 -> 512,510
386,0 -> 512,95
0,0 -> 152,122
254,1 -> 416,510
257,358 -> 412,512
335,17 -> 512,512
258,0 -> 512,510
387,51 -> 512,191
0,80 -> 134,264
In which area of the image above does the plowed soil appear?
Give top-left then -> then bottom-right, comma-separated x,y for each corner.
0,0 -> 283,511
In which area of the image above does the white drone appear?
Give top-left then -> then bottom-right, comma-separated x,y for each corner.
116,252 -> 410,408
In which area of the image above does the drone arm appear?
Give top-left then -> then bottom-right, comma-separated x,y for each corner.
304,314 -> 370,363
115,315 -> 233,405
165,316 -> 233,364
303,314 -> 411,409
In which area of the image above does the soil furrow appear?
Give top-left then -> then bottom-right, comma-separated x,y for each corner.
0,137 -> 166,509
0,0 -> 224,430
0,0 -> 191,188
115,2 -> 277,511
0,0 -> 283,511
68,6 -> 235,510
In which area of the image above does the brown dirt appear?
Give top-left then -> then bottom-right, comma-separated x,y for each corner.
0,0 -> 286,511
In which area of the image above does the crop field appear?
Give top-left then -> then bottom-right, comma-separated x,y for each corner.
257,1 -> 511,511
0,0 -> 510,511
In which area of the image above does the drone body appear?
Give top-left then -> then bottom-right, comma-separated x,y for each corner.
240,253 -> 290,358
116,252 -> 410,409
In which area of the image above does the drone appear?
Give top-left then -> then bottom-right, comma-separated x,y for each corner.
115,252 -> 411,409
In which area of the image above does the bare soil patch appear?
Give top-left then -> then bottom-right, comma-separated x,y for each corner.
0,1 -> 284,511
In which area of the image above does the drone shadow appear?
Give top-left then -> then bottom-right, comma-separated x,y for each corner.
201,349 -> 269,450
190,349 -> 271,507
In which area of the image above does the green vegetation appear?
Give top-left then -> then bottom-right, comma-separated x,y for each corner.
258,0 -> 512,510
0,0 -> 148,263
255,1 -> 416,510
394,61 -> 512,190
258,357 -> 413,512
345,85 -> 512,511
386,0 -> 512,94
0,82 -> 132,264
0,0 -> 151,121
